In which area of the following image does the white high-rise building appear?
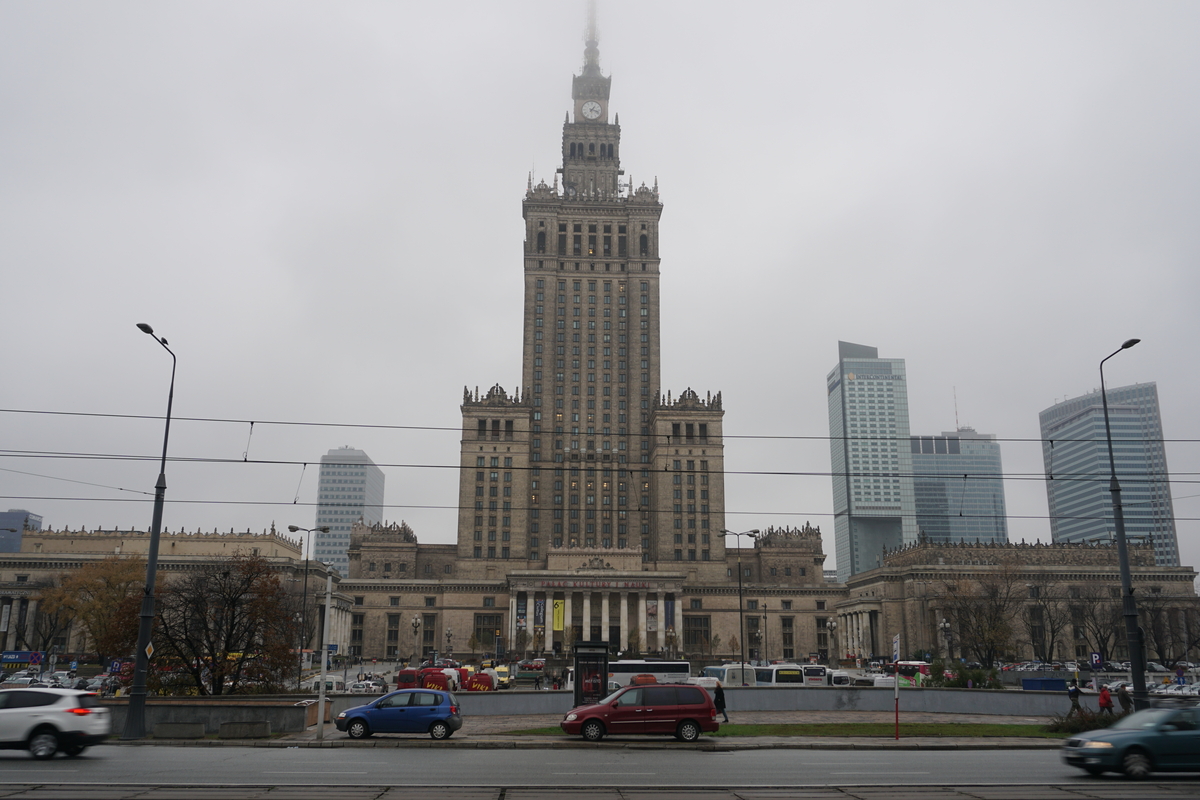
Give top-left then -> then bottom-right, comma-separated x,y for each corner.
827,341 -> 918,581
314,447 -> 384,575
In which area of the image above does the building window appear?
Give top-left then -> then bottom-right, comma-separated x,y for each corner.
683,615 -> 711,649
689,599 -> 702,610
483,597 -> 496,608
390,597 -> 399,607
816,600 -> 826,611
424,597 -> 436,607
354,596 -> 364,606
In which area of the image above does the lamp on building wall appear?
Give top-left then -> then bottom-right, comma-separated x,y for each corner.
287,525 -> 329,688
721,528 -> 760,684
122,323 -> 176,741
1100,337 -> 1149,710
411,616 -> 422,665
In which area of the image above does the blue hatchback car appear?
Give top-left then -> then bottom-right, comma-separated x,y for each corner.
335,688 -> 462,740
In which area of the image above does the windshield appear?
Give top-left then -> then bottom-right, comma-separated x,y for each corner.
598,686 -> 624,705
1110,709 -> 1175,730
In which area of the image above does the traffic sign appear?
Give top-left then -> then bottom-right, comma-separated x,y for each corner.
1090,652 -> 1102,669
110,660 -> 121,674
892,634 -> 900,663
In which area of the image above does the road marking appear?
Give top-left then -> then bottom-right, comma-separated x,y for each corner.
830,771 -> 931,775
553,772 -> 655,775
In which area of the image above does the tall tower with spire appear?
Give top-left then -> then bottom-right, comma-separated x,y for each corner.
454,6 -> 728,583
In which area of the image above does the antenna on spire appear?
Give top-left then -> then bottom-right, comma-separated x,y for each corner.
954,386 -> 960,430
582,0 -> 601,74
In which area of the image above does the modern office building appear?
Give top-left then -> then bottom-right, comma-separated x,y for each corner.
910,427 -> 1008,544
1039,383 -> 1179,566
0,509 -> 42,553
827,342 -> 918,581
313,447 -> 385,575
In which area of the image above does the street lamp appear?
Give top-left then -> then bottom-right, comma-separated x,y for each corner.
721,529 -> 760,684
940,618 -> 953,661
287,525 -> 329,688
827,618 -> 838,665
762,603 -> 768,664
411,616 -> 422,665
445,627 -> 454,660
1100,337 -> 1149,710
665,625 -> 677,659
315,562 -> 333,741
122,323 -> 176,741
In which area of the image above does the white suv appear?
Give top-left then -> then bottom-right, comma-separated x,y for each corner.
0,688 -> 110,759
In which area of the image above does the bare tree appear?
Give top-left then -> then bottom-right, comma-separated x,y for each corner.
940,559 -> 1025,668
1073,584 -> 1123,664
1021,575 -> 1072,662
154,554 -> 298,695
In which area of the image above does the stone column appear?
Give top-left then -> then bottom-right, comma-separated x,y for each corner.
564,592 -> 573,645
619,593 -> 629,655
582,592 -> 592,642
637,592 -> 647,653
600,592 -> 610,645
509,594 -> 518,656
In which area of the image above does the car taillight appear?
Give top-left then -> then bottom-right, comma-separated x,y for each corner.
450,705 -> 459,714
66,708 -> 93,716
710,708 -> 716,719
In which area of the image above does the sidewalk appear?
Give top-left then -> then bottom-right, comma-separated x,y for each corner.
110,710 -> 1064,750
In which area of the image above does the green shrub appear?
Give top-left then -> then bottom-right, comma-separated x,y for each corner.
1043,708 -> 1126,735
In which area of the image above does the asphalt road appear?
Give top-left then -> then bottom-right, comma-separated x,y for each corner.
0,744 -> 1193,789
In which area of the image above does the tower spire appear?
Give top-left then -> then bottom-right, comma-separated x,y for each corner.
583,0 -> 601,76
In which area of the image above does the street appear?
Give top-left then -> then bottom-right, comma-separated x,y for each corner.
1,744 -> 1197,795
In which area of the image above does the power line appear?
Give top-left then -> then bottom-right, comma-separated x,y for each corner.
3,407 -> 1197,446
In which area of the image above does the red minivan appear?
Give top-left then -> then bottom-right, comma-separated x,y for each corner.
561,683 -> 719,742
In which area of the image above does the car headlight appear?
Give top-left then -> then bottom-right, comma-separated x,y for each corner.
565,713 -> 578,721
1082,741 -> 1114,749
336,712 -> 347,719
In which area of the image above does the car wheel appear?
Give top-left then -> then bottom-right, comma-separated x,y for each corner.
346,719 -> 371,739
63,744 -> 86,757
676,720 -> 701,742
429,721 -> 450,740
1122,749 -> 1152,779
29,729 -> 59,760
581,720 -> 605,742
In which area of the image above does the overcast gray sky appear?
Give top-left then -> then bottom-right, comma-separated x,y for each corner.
3,1 -> 1198,573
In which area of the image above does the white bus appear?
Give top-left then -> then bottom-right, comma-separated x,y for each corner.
606,660 -> 690,687
699,663 -> 756,687
753,664 -> 806,686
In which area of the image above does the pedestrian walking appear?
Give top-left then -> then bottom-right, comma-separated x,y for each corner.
1067,679 -> 1082,717
1117,684 -> 1133,714
1098,684 -> 1114,716
533,674 -> 542,691
713,680 -> 729,723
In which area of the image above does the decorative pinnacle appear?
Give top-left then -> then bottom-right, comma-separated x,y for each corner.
583,0 -> 601,76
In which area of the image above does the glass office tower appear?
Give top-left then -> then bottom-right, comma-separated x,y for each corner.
314,447 -> 385,575
1039,383 -> 1178,566
910,427 -> 1008,544
827,341 -> 917,581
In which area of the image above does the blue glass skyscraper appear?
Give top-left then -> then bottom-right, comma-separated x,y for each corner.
910,427 -> 1008,544
1039,383 -> 1178,566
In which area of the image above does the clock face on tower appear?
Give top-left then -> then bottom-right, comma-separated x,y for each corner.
581,100 -> 602,120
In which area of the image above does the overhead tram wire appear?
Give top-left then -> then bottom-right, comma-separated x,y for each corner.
2,407 -> 1198,446
2,492 -> 1198,526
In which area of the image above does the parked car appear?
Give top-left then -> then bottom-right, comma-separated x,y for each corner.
561,683 -> 719,742
1062,706 -> 1200,778
335,688 -> 462,740
0,688 -> 111,759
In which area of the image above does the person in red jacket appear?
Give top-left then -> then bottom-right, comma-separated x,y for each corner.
1098,684 -> 1114,716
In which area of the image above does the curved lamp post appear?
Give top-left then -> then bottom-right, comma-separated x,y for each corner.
1100,338 -> 1149,710
827,618 -> 838,665
721,529 -> 760,683
287,525 -> 329,688
122,323 -> 176,740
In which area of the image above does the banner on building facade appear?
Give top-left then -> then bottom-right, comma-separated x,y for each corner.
517,595 -> 527,629
534,599 -> 545,627
664,598 -> 674,629
0,603 -> 9,634
552,599 -> 564,632
646,599 -> 658,632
